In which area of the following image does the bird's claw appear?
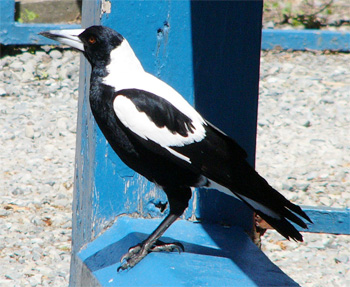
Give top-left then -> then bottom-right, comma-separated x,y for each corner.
120,244 -> 142,263
118,240 -> 184,271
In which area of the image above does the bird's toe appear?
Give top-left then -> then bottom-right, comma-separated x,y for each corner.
118,245 -> 148,271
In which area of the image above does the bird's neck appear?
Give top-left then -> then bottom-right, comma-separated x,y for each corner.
101,40 -> 145,90
89,40 -> 145,111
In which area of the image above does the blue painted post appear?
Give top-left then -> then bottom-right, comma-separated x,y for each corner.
70,0 -> 299,286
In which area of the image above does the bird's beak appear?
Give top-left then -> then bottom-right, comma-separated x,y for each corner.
39,29 -> 85,52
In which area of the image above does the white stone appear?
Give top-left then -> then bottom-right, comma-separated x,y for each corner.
25,125 -> 35,139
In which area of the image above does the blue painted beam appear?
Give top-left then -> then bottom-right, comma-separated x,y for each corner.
0,0 -> 80,45
300,206 -> 350,235
76,217 -> 299,287
262,29 -> 350,51
0,23 -> 81,45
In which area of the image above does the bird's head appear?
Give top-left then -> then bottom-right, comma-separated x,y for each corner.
40,25 -> 124,68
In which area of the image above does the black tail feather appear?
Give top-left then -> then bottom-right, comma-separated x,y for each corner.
284,200 -> 313,224
237,194 -> 308,241
257,212 -> 304,242
279,205 -> 309,229
267,186 -> 313,229
229,163 -> 312,242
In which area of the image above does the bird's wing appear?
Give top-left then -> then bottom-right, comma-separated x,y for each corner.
113,88 -> 246,165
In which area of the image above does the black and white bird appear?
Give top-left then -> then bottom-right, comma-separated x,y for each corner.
40,26 -> 312,270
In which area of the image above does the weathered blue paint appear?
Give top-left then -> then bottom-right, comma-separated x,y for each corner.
262,29 -> 350,51
76,217 -> 299,287
300,206 -> 350,235
0,0 -> 80,45
85,0 -> 199,239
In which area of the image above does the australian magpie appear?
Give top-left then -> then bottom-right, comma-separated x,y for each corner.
40,26 -> 312,270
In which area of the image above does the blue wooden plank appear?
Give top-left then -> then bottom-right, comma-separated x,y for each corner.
300,206 -> 350,235
0,0 -> 80,45
76,217 -> 299,287
262,29 -> 350,51
0,23 -> 81,45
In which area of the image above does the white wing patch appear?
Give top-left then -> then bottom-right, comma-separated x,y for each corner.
113,95 -> 206,162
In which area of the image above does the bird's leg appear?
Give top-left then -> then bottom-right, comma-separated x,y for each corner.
118,186 -> 191,271
118,213 -> 182,271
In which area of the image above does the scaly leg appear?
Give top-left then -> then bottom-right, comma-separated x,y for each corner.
118,186 -> 192,271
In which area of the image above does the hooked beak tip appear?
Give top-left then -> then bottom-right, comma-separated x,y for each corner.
39,31 -> 55,39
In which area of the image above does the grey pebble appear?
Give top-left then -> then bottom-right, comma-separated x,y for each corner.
25,124 -> 35,139
23,62 -> 37,74
22,71 -> 34,81
9,60 -> 23,71
3,69 -> 12,79
20,52 -> 34,62
335,254 -> 349,264
295,183 -> 309,192
49,49 -> 63,60
282,183 -> 294,191
0,87 -> 7,96
5,271 -> 22,280
0,209 -> 10,217
12,187 -> 25,195
319,196 -> 333,206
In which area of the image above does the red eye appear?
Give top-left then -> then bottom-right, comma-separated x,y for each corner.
88,36 -> 96,44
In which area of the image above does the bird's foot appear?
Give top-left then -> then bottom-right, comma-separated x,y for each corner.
118,240 -> 184,271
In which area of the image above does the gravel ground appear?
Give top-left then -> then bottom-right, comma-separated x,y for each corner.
0,48 -> 78,286
0,47 -> 349,286
257,50 -> 350,287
